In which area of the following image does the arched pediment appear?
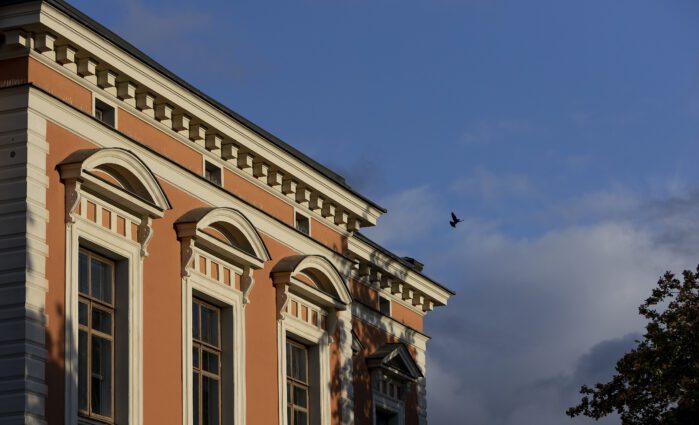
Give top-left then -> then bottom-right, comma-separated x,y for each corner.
271,255 -> 352,307
175,207 -> 270,268
59,148 -> 171,216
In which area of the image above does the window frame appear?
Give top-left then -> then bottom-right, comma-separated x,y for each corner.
294,210 -> 311,236
77,249 -> 116,423
286,339 -> 310,425
92,95 -> 117,128
65,197 -> 145,425
203,159 -> 223,187
378,296 -> 391,316
182,268 -> 246,425
192,298 -> 223,425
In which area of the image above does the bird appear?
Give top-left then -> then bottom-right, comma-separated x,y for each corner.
449,212 -> 463,228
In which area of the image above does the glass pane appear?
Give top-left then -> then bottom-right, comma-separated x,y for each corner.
91,307 -> 112,335
289,344 -> 307,382
202,376 -> 220,425
79,252 -> 89,295
286,342 -> 292,377
192,301 -> 200,340
293,386 -> 308,408
287,406 -> 292,425
91,335 -> 112,417
193,346 -> 200,368
78,301 -> 88,326
90,257 -> 113,304
78,330 -> 88,411
287,382 -> 292,403
202,350 -> 219,374
193,371 -> 200,425
294,409 -> 308,425
200,305 -> 219,347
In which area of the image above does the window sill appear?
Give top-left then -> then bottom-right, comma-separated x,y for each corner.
78,416 -> 114,425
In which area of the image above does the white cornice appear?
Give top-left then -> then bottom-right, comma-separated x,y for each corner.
25,85 -> 356,274
347,236 -> 452,308
19,1 -> 384,228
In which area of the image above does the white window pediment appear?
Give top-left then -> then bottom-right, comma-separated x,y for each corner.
176,207 -> 270,303
367,343 -> 423,383
60,148 -> 171,217
59,148 -> 171,257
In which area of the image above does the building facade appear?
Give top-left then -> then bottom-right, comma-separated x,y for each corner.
0,1 -> 453,424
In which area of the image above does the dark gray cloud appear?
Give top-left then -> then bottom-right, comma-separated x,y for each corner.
367,183 -> 699,425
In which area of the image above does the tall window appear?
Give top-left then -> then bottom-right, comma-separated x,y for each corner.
78,250 -> 115,422
286,340 -> 309,425
192,298 -> 222,425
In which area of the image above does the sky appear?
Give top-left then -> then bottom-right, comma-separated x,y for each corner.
68,0 -> 699,423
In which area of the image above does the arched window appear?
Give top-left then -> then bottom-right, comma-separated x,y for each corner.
271,255 -> 354,425
59,148 -> 170,425
176,207 -> 270,425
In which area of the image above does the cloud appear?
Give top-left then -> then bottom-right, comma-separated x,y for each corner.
450,167 -> 534,201
424,216 -> 695,425
460,118 -> 530,146
354,179 -> 699,425
363,185 -> 444,247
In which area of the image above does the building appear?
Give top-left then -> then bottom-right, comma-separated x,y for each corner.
0,1 -> 453,424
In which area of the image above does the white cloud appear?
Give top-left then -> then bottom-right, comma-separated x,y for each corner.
416,186 -> 699,425
363,185 -> 444,247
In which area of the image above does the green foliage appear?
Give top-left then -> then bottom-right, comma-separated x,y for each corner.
566,267 -> 699,424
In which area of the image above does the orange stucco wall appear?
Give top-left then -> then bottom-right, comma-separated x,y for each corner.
117,108 -> 203,175
31,54 -> 426,425
391,301 -> 424,333
350,278 -> 378,307
311,217 -> 346,252
28,56 -> 92,114
223,168 -> 294,226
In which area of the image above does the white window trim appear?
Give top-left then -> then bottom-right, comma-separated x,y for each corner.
277,312 -> 331,425
64,213 -> 143,425
181,270 -> 246,425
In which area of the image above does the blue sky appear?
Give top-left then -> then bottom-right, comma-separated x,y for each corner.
69,0 -> 699,423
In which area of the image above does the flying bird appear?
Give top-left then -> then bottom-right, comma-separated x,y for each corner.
449,212 -> 463,228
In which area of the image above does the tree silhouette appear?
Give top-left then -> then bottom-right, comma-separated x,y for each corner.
567,267 -> 699,424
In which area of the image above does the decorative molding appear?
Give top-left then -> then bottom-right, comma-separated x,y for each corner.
11,5 -> 384,231
64,178 -> 81,223
241,265 -> 254,304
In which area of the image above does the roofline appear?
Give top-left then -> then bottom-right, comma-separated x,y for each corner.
354,232 -> 456,296
7,0 -> 386,214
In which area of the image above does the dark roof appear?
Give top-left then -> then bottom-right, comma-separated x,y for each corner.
2,0 -> 385,213
355,232 -> 456,296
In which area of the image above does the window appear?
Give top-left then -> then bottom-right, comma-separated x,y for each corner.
379,296 -> 391,316
295,212 -> 310,235
286,340 -> 309,425
94,98 -> 115,127
204,161 -> 222,186
78,249 -> 115,422
192,298 -> 222,425
376,408 -> 399,425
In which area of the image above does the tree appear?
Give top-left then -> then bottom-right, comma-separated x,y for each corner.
566,267 -> 699,424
